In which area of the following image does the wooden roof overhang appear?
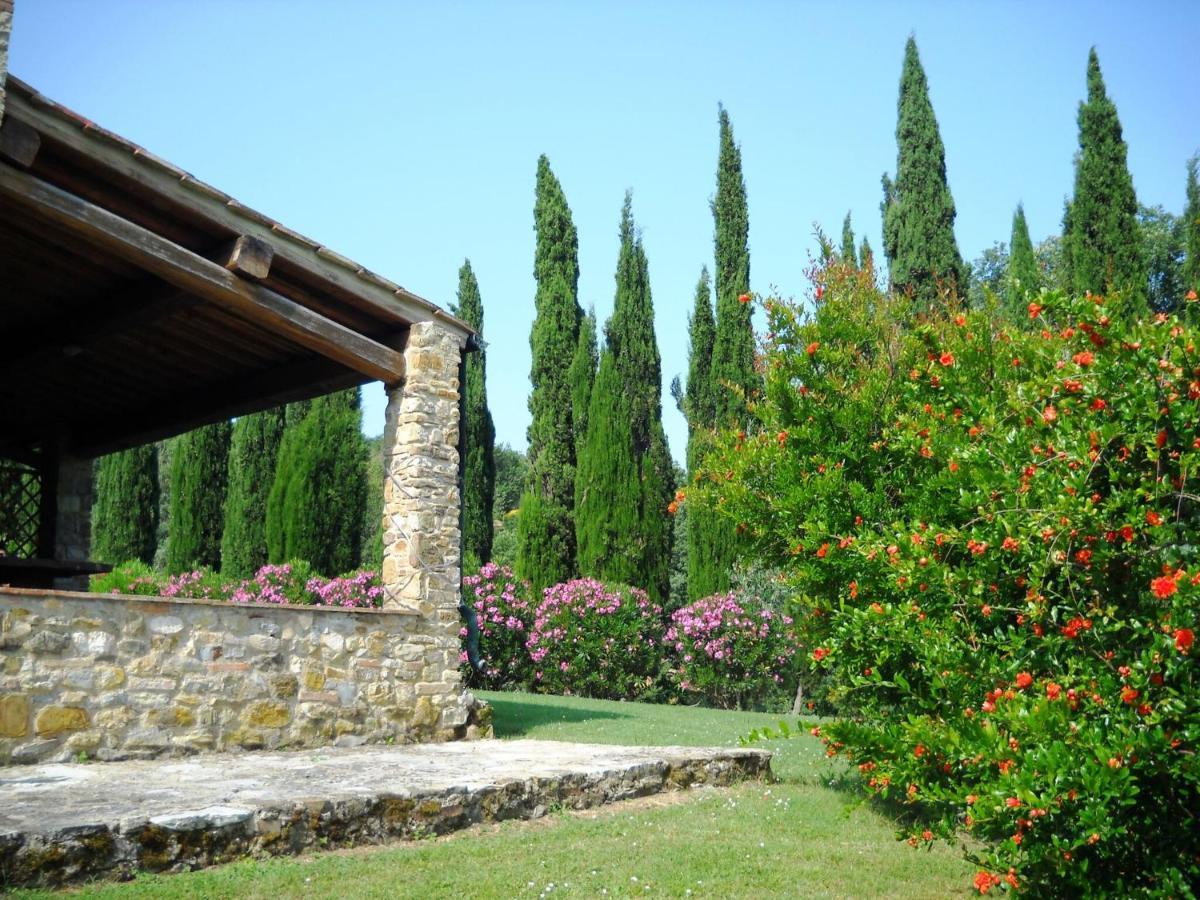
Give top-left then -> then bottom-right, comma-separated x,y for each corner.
0,76 -> 474,463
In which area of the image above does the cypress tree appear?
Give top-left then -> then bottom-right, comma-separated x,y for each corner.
603,194 -> 672,600
841,212 -> 858,267
860,236 -> 875,275
881,36 -> 967,306
91,445 -> 158,564
569,307 -> 598,463
266,389 -> 367,576
166,421 -> 231,572
575,347 -> 640,586
1184,155 -> 1200,295
709,105 -> 755,425
1007,204 -> 1041,314
683,269 -> 722,600
517,156 -> 582,591
1065,49 -> 1145,308
220,409 -> 285,578
457,259 -> 496,568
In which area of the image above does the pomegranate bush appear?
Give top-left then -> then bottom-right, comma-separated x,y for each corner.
666,591 -> 799,710
527,579 -> 665,700
692,261 -> 1200,896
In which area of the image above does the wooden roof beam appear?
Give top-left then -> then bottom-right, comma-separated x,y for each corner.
0,162 -> 407,384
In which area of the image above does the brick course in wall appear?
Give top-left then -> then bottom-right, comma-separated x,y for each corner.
0,588 -> 491,766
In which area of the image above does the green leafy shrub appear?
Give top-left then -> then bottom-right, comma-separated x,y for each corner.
90,560 -> 161,596
527,579 -> 666,701
692,258 -> 1200,896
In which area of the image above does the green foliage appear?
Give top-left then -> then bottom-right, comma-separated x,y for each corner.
575,349 -> 641,586
569,307 -> 598,465
526,579 -> 666,701
840,212 -> 857,267
709,106 -> 756,425
89,559 -> 160,596
859,235 -> 875,276
152,439 -> 173,569
667,462 -> 689,612
165,421 -> 231,573
493,444 -> 528,516
458,259 -> 496,565
518,156 -> 582,592
220,408 -> 284,578
881,36 -> 967,306
968,241 -> 1008,310
1065,48 -> 1146,310
695,260 -> 1200,895
265,390 -> 367,576
1186,156 -> 1200,296
1007,204 -> 1042,315
360,434 -> 384,573
91,444 -> 158,565
1139,204 -> 1186,313
490,511 -> 519,570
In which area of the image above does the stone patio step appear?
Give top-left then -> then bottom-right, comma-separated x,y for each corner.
0,739 -> 771,888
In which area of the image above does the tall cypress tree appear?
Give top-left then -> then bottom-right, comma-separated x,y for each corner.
1065,49 -> 1144,308
840,213 -> 858,267
457,259 -> 496,567
709,105 -> 756,425
1183,155 -> 1200,295
166,421 -> 231,572
575,347 -> 641,587
569,307 -> 598,464
91,445 -> 158,564
604,195 -> 672,599
221,409 -> 285,577
1007,203 -> 1041,314
881,36 -> 967,306
683,269 -> 720,600
517,156 -> 582,591
266,389 -> 367,576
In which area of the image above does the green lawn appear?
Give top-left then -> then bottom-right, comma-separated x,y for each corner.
19,692 -> 974,898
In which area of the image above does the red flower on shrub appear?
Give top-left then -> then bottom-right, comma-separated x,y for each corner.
1046,682 -> 1062,700
974,871 -> 1001,893
1072,350 -> 1095,366
1145,511 -> 1163,527
1015,672 -> 1033,690
1028,302 -> 1042,319
1120,686 -> 1139,705
806,341 -> 820,356
738,293 -> 751,304
939,352 -> 955,366
1042,405 -> 1058,424
812,647 -> 830,661
1175,628 -> 1194,653
1151,575 -> 1179,599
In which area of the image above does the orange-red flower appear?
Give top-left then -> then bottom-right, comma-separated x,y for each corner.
939,351 -> 955,366
1042,405 -> 1058,424
1015,672 -> 1033,690
1072,350 -> 1095,366
1120,686 -> 1139,705
806,341 -> 820,356
1176,628 -> 1194,653
737,293 -> 751,304
975,871 -> 1000,894
1151,574 -> 1179,599
1046,682 -> 1062,700
1028,302 -> 1042,319
1146,511 -> 1163,527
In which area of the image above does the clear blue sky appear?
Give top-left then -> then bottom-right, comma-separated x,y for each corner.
12,1 -> 1199,463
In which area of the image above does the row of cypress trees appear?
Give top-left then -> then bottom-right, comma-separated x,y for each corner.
91,391 -> 369,577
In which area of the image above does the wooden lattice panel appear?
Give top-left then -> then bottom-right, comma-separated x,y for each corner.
0,458 -> 41,559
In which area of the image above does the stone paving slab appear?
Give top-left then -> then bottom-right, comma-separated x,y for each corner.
0,739 -> 772,888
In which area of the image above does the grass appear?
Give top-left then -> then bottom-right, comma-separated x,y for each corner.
13,692 -> 975,898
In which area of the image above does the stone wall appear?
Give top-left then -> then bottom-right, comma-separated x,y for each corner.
0,588 -> 491,766
0,0 -> 11,122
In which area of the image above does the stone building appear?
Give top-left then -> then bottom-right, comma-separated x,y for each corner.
0,10 -> 490,763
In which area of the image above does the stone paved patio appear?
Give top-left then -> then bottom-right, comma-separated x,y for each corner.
0,739 -> 771,888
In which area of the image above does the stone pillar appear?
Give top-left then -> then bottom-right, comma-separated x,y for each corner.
381,321 -> 471,737
53,455 -> 92,591
0,0 -> 11,122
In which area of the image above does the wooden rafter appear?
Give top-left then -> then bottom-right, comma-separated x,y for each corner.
0,163 -> 407,384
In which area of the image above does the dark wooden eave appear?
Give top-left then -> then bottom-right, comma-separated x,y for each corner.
0,77 -> 474,460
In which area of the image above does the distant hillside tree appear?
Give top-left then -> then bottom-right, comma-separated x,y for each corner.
91,445 -> 158,564
1064,49 -> 1145,310
493,444 -> 528,516
1139,205 -> 1185,313
457,259 -> 496,567
266,389 -> 367,576
220,408 -> 285,578
166,421 -> 231,572
517,156 -> 582,592
859,236 -> 875,276
881,36 -> 967,305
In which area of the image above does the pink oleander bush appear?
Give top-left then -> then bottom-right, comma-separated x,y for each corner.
666,591 -> 800,710
460,562 -> 535,688
526,579 -> 666,701
92,561 -> 383,609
